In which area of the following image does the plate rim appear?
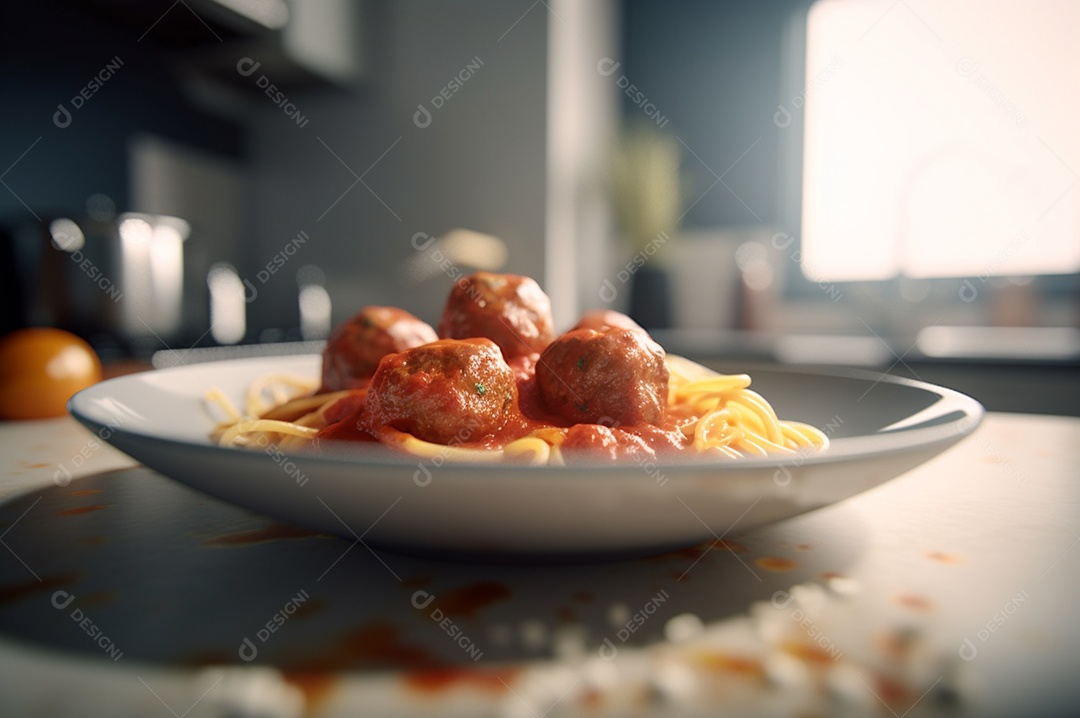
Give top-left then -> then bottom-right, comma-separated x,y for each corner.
68,353 -> 985,477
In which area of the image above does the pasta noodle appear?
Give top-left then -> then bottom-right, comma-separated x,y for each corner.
207,354 -> 828,465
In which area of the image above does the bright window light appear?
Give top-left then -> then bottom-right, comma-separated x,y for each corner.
801,0 -> 1080,281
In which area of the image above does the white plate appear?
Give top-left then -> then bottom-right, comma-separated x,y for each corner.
69,355 -> 983,558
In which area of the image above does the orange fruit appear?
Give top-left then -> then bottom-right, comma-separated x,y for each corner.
0,328 -> 103,420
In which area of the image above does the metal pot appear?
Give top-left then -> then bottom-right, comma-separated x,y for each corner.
29,213 -> 197,356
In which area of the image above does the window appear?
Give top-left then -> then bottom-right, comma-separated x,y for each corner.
800,0 -> 1080,282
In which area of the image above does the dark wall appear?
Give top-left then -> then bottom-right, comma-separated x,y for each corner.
0,0 -> 246,337
621,0 -> 806,229
0,0 -> 243,225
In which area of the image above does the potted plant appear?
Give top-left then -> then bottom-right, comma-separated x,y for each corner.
610,124 -> 684,329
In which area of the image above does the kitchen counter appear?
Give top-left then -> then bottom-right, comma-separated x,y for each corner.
652,329 -> 1080,417
0,412 -> 1078,717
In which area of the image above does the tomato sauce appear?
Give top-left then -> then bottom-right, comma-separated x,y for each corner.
308,276 -> 698,460
314,358 -> 690,459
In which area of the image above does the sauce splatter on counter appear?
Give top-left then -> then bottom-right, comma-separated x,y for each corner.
782,640 -> 840,666
205,524 -> 327,546
0,574 -> 80,606
282,671 -> 340,713
434,581 -> 512,620
404,667 -> 519,695
895,594 -> 935,613
57,504 -> 111,516
692,650 -> 765,678
755,556 -> 797,572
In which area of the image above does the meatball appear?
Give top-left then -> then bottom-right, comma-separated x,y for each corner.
571,309 -> 645,334
536,328 -> 668,426
561,424 -> 656,462
437,272 -> 555,361
361,338 -> 517,445
321,306 -> 437,391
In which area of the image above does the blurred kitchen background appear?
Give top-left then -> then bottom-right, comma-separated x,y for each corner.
1,0 -> 1077,414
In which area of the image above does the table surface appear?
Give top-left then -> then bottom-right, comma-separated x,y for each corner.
0,412 -> 1077,718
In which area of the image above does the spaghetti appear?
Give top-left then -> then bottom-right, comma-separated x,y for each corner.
208,354 -> 828,465
207,271 -> 828,465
